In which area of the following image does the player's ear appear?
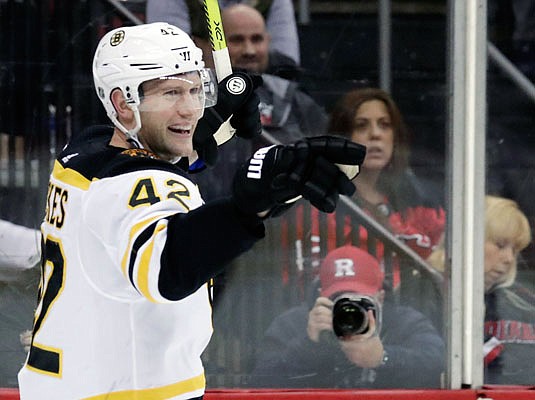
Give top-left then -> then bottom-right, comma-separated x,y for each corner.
111,88 -> 135,124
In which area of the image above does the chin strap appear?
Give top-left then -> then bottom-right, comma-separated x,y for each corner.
110,105 -> 144,149
126,137 -> 141,149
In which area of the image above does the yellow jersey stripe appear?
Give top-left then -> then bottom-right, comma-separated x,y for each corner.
137,221 -> 167,303
52,160 -> 92,190
82,372 -> 205,400
121,215 -> 162,277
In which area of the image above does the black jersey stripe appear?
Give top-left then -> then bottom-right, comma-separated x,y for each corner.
127,220 -> 161,291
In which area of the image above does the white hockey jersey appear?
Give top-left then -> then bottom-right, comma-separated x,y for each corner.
18,146 -> 213,399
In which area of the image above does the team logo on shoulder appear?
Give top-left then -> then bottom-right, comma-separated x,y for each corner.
110,30 -> 125,46
226,76 -> 246,95
121,148 -> 159,159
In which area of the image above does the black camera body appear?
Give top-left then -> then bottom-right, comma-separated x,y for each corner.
331,294 -> 378,338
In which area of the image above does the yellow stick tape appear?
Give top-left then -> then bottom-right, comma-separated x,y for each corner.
203,0 -> 227,51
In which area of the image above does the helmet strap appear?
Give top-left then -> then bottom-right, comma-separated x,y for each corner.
110,106 -> 144,149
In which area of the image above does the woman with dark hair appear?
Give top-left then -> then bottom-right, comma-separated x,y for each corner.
282,88 -> 446,332
329,87 -> 410,180
312,88 -> 445,264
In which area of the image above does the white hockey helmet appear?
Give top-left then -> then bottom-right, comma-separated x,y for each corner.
92,22 -> 216,144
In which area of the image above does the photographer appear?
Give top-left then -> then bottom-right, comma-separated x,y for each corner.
249,245 -> 445,388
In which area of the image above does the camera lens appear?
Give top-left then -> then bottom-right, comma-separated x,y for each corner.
332,298 -> 369,337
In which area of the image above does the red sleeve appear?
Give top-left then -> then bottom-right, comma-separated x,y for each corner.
388,206 -> 446,259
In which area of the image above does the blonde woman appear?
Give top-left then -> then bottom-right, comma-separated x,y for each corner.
428,195 -> 534,385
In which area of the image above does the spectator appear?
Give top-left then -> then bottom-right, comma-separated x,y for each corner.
146,0 -> 301,72
221,3 -> 326,143
193,3 -> 328,200
324,87 -> 445,261
486,120 -> 535,288
294,88 -> 445,291
486,0 -> 535,278
249,245 -> 445,388
428,195 -> 534,385
285,87 -> 446,330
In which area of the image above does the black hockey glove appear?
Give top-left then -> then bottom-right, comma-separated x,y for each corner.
193,72 -> 263,166
232,136 -> 367,217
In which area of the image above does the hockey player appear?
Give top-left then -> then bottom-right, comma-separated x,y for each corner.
17,23 -> 365,399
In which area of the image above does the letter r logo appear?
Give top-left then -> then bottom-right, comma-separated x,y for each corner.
334,258 -> 355,277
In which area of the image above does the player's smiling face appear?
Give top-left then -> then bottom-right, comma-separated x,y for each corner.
137,72 -> 203,161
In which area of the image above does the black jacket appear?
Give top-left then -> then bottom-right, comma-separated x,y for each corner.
484,284 -> 535,385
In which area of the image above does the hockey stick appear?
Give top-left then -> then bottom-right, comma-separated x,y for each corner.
203,0 -> 235,145
203,0 -> 232,81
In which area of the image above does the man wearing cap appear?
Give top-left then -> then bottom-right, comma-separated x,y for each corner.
249,245 -> 445,388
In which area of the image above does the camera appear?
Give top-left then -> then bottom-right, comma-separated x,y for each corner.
332,294 -> 378,338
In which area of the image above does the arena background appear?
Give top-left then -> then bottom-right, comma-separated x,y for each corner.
1,0 -> 534,398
